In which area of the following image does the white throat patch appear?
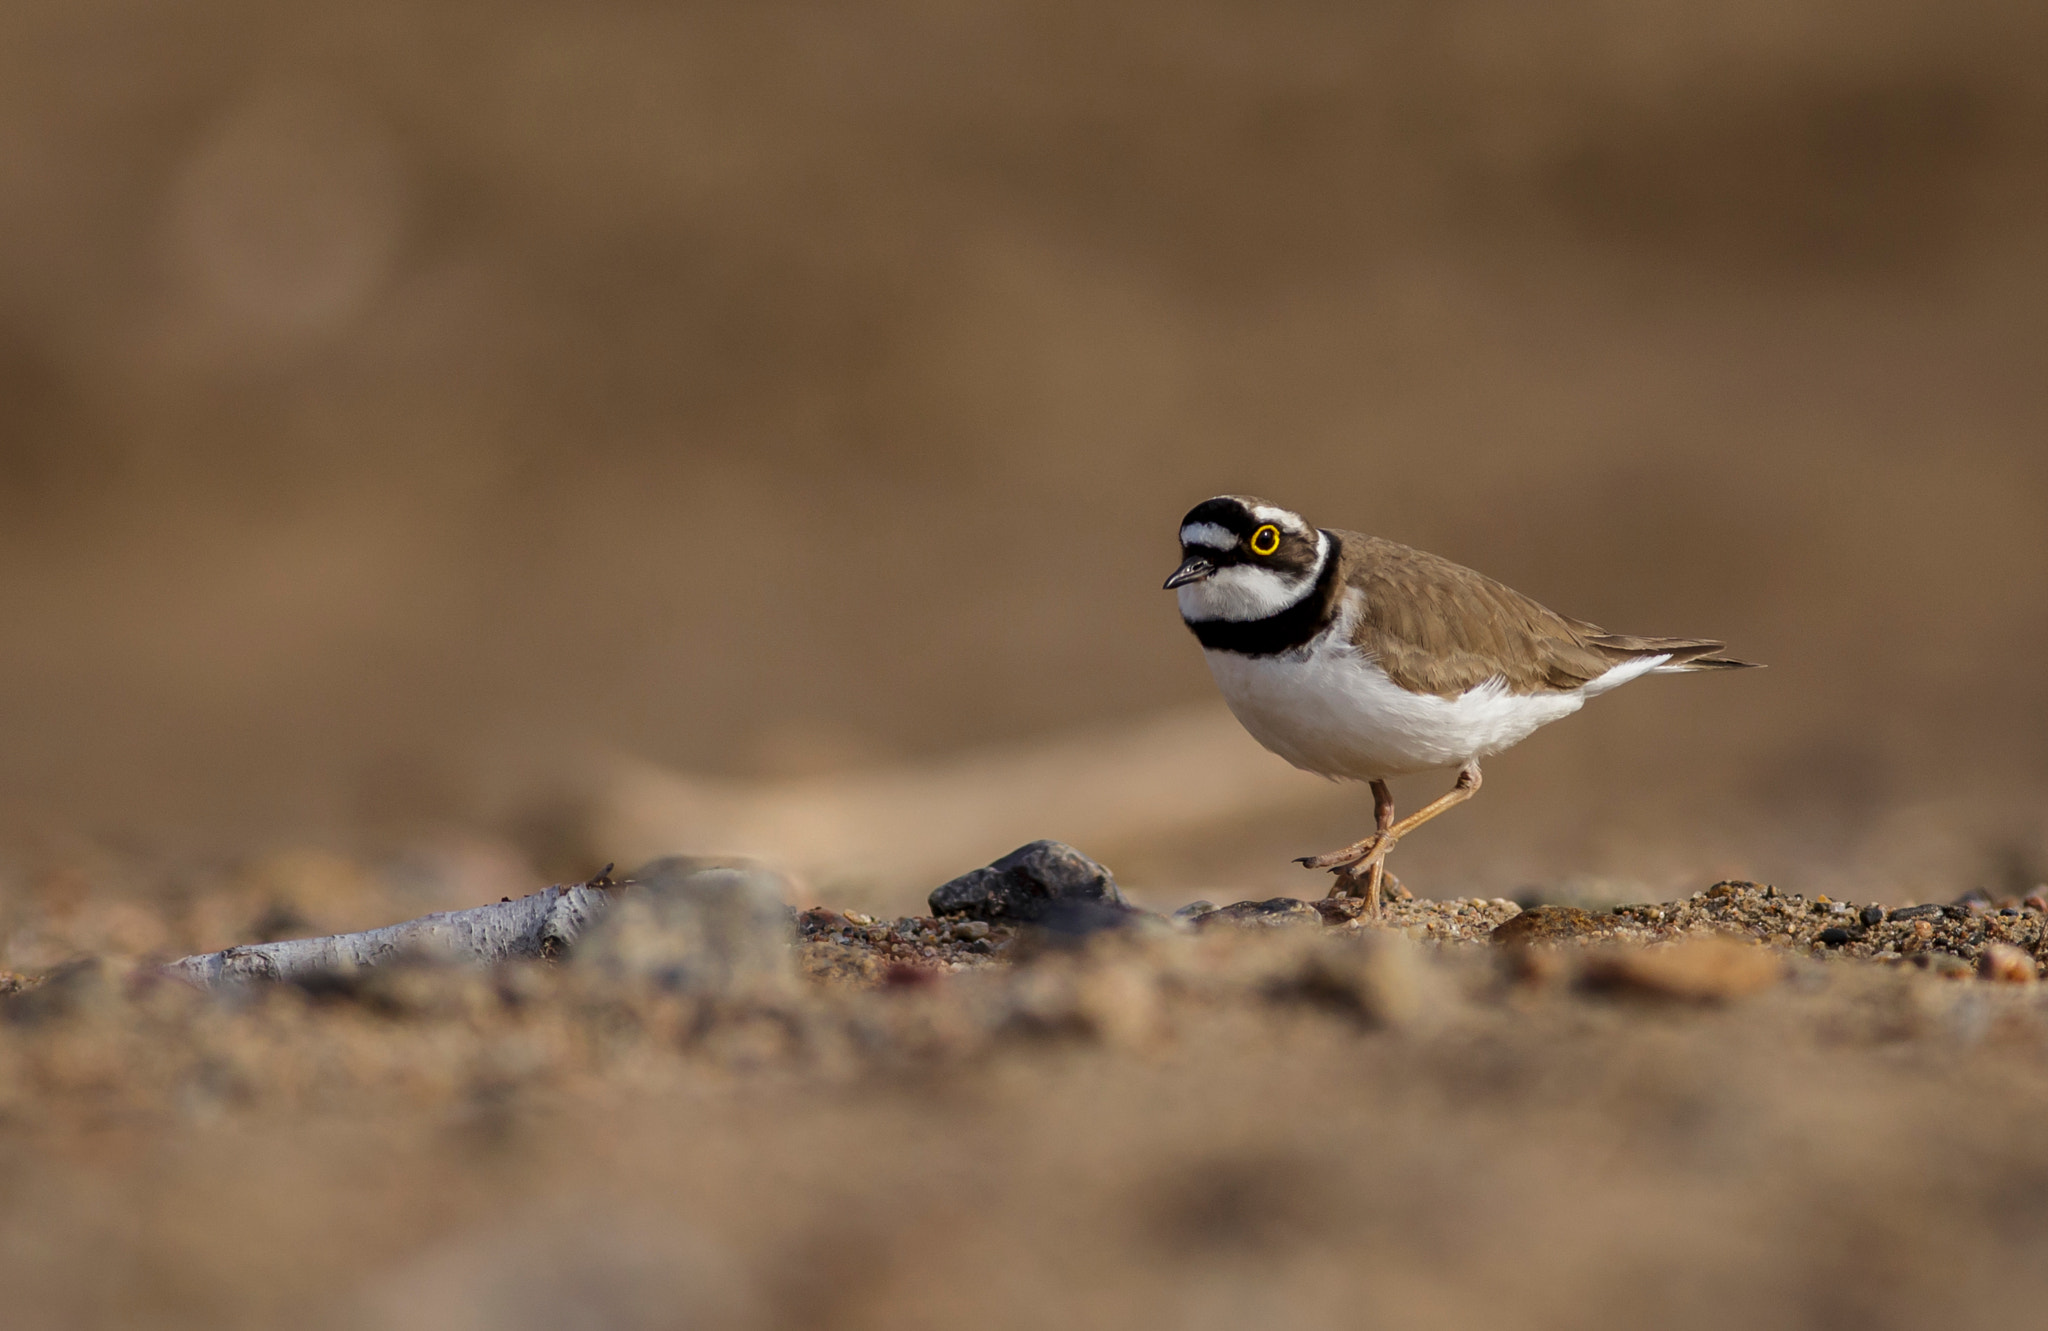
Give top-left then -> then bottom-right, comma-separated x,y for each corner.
1176,531 -> 1330,623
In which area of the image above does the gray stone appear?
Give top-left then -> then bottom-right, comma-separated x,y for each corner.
928,841 -> 1125,922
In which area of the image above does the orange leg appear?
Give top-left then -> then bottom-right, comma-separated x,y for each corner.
1301,765 -> 1484,914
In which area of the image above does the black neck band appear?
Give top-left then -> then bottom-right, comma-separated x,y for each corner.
1182,536 -> 1340,656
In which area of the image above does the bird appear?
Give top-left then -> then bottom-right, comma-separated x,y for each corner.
1163,495 -> 1759,915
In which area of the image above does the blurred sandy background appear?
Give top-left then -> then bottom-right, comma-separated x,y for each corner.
5,0 -> 2048,927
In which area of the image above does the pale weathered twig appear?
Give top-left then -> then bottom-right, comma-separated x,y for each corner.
163,879 -> 617,989
160,860 -> 806,993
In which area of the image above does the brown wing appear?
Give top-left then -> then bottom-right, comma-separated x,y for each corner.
1333,532 -> 1748,698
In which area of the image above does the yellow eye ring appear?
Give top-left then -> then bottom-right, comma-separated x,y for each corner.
1249,524 -> 1282,556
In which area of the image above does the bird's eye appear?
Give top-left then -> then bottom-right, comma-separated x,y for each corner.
1249,524 -> 1281,556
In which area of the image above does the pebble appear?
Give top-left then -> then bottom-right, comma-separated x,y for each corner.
1818,927 -> 1856,947
1891,903 -> 1944,921
1860,905 -> 1886,927
950,920 -> 991,942
1491,905 -> 1602,945
1978,943 -> 2037,984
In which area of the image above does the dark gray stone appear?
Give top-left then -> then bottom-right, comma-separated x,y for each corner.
1890,903 -> 1944,921
928,841 -> 1125,922
1860,905 -> 1886,927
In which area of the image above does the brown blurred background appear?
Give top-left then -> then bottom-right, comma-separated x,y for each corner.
4,0 -> 2048,925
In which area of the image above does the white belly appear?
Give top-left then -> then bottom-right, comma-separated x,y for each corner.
1203,634 -> 1663,780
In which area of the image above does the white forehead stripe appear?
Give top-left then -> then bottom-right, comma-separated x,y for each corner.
1180,522 -> 1238,551
1247,504 -> 1308,533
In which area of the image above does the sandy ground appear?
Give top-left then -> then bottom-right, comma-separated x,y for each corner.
3,3 -> 2048,1326
4,874 -> 2047,1330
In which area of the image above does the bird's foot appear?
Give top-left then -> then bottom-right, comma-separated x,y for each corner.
1297,831 -> 1398,876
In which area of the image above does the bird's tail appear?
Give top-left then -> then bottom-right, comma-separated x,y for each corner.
1655,654 -> 1763,672
1581,633 -> 1764,672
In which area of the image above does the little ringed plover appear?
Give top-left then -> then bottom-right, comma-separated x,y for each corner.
1164,495 -> 1759,914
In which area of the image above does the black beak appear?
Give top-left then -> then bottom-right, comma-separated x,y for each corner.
1163,554 -> 1215,590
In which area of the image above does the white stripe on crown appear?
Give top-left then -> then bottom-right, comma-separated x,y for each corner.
1248,504 -> 1308,533
1180,522 -> 1238,551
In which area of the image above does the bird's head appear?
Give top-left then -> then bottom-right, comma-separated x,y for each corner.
1164,496 -> 1328,622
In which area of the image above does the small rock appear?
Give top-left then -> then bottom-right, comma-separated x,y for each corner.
928,841 -> 1125,923
1579,938 -> 1782,1002
1171,901 -> 1217,922
1978,943 -> 2037,983
1194,898 -> 1324,930
1890,903 -> 1944,921
1860,905 -> 1886,927
2026,895 -> 2048,913
1490,905 -> 1603,945
794,907 -> 842,937
950,920 -> 991,942
1818,927 -> 1858,947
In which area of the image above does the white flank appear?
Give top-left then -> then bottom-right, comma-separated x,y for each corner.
1179,522 -> 1238,551
1177,531 -> 1330,623
1202,591 -> 1670,778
